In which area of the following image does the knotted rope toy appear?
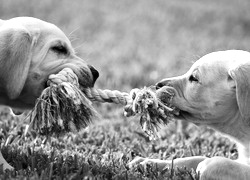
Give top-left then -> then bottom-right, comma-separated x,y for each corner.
28,68 -> 179,138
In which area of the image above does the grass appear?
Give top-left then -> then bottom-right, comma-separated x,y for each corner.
0,108 -> 238,179
0,0 -> 249,179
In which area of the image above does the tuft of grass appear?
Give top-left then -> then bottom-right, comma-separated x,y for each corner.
0,107 -> 237,179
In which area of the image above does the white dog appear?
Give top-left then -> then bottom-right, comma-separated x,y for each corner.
0,17 -> 99,170
129,50 -> 250,180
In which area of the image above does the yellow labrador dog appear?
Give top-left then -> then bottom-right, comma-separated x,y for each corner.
129,50 -> 250,180
0,17 -> 99,170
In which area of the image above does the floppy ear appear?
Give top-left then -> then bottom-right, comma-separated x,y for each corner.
229,63 -> 250,118
0,27 -> 37,99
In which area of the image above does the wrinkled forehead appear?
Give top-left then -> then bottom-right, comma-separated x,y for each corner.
192,50 -> 250,73
38,22 -> 70,44
13,17 -> 70,44
190,54 -> 229,81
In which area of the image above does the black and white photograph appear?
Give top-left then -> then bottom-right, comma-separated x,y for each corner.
0,0 -> 250,179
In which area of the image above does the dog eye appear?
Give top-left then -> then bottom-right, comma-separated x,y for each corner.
51,45 -> 68,55
189,75 -> 199,82
189,70 -> 199,83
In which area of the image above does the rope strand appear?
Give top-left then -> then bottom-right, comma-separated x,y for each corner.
48,68 -> 176,117
82,88 -> 130,105
26,68 -> 176,138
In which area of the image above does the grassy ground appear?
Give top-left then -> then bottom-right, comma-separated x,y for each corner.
0,0 -> 250,179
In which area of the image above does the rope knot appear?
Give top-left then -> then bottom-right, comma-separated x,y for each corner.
47,68 -> 79,87
28,68 -> 177,139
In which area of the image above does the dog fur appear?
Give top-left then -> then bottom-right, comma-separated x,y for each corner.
0,17 -> 99,170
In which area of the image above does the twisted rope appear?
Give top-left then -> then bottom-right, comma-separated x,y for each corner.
28,68 -> 176,138
48,68 -> 131,105
83,88 -> 130,105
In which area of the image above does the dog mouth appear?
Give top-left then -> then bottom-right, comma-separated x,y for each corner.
77,69 -> 95,88
52,67 -> 95,88
156,86 -> 195,120
156,86 -> 180,116
174,110 -> 193,120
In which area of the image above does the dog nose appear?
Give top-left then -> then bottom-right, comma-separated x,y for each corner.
88,65 -> 99,84
156,82 -> 165,89
156,79 -> 173,89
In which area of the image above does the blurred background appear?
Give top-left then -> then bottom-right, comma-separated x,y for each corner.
1,0 -> 250,122
1,0 -> 250,91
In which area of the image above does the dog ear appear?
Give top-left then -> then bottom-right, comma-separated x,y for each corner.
229,63 -> 250,118
0,26 -> 38,100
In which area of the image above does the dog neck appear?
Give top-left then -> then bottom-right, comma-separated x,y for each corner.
236,143 -> 250,165
209,113 -> 250,164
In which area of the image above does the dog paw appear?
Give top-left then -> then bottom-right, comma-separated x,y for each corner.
127,156 -> 159,170
196,157 -> 246,180
1,162 -> 14,171
127,156 -> 147,169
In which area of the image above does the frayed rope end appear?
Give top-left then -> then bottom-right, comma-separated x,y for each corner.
28,82 -> 98,136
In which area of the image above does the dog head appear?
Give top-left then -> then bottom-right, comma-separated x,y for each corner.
0,17 -> 99,109
156,50 -> 250,127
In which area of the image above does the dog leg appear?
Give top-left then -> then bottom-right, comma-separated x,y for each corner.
128,156 -> 207,171
0,151 -> 13,170
8,107 -> 24,117
129,156 -> 250,179
197,157 -> 250,180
